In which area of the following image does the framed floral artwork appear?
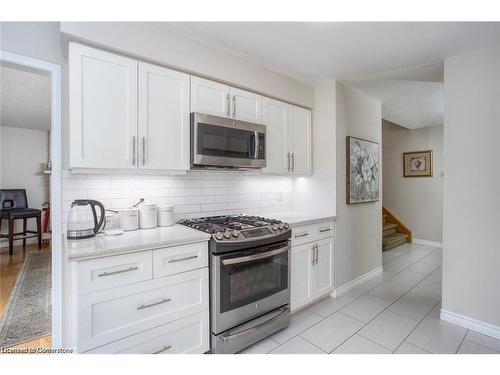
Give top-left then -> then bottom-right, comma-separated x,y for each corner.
403,150 -> 433,177
346,136 -> 380,204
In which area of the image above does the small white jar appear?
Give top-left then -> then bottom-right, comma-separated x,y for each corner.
138,203 -> 158,229
157,205 -> 175,227
119,208 -> 139,231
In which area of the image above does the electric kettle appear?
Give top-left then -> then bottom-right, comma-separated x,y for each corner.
67,199 -> 106,240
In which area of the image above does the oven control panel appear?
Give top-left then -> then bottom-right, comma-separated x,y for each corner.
213,223 -> 289,242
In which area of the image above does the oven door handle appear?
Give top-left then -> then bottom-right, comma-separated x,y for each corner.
221,245 -> 290,266
220,306 -> 289,343
253,131 -> 259,159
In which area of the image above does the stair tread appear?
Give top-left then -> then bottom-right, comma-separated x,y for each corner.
383,223 -> 397,231
382,233 -> 408,245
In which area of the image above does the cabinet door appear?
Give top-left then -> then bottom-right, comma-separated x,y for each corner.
190,76 -> 230,117
231,87 -> 263,123
138,62 -> 190,170
262,98 -> 288,174
314,238 -> 334,298
69,43 -> 138,169
288,105 -> 312,175
290,243 -> 315,311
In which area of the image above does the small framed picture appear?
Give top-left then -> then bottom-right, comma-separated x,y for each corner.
403,150 -> 433,177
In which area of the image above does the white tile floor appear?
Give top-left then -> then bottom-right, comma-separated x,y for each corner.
239,243 -> 500,354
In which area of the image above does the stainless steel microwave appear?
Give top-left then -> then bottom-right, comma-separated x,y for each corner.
191,112 -> 266,169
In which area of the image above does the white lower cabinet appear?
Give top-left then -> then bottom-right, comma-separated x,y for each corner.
73,242 -> 210,354
87,311 -> 209,354
291,222 -> 335,312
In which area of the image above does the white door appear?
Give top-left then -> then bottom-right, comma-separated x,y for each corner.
230,87 -> 262,123
314,238 -> 334,298
288,105 -> 312,175
262,98 -> 288,174
69,43 -> 138,169
138,62 -> 190,171
290,243 -> 315,311
190,76 -> 230,117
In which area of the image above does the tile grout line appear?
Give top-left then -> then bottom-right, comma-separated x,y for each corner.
455,329 -> 469,354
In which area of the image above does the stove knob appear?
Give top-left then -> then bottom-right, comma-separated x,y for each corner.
215,232 -> 224,240
279,223 -> 285,230
284,223 -> 290,229
224,231 -> 232,239
272,224 -> 279,231
232,230 -> 240,238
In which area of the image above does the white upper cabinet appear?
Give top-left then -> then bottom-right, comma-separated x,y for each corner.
138,62 -> 190,171
69,43 -> 138,169
191,76 -> 263,123
287,104 -> 312,175
190,76 -> 230,117
262,98 -> 288,174
230,87 -> 262,123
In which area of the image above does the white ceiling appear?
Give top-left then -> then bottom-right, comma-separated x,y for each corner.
347,62 -> 444,129
0,63 -> 51,131
165,22 -> 500,83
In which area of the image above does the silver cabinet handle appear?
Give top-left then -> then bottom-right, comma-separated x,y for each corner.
226,93 -> 230,117
287,153 -> 290,171
291,153 -> 295,171
152,345 -> 172,354
319,227 -> 332,233
311,245 -> 316,265
98,266 -> 139,278
132,136 -> 136,165
137,298 -> 171,311
168,255 -> 198,263
222,244 -> 289,266
232,95 -> 236,117
142,137 -> 146,166
294,232 -> 309,238
315,244 -> 319,265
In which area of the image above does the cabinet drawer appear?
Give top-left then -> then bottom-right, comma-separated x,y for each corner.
78,268 -> 209,352
86,311 -> 209,354
314,222 -> 335,240
78,251 -> 153,295
153,242 -> 208,278
291,225 -> 315,246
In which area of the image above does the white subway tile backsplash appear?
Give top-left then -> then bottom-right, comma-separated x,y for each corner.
62,170 -> 293,221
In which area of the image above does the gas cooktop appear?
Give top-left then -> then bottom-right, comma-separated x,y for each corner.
178,215 -> 290,244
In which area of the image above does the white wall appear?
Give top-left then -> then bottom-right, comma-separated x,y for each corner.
59,22 -> 314,108
382,121 -> 443,242
293,80 -> 336,215
335,82 -> 382,288
442,47 -> 500,330
0,126 -> 50,244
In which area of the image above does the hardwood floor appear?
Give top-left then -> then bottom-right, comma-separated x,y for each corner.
0,242 -> 52,350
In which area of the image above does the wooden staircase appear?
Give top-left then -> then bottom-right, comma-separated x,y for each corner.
382,207 -> 412,251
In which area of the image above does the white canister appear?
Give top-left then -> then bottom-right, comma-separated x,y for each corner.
139,203 -> 158,229
157,205 -> 175,227
119,208 -> 139,231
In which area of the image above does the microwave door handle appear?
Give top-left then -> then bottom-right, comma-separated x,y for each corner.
254,131 -> 259,159
221,244 -> 290,266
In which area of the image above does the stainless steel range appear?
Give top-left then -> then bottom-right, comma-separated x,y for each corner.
179,215 -> 291,354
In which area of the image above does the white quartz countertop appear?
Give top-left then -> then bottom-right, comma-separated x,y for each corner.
65,224 -> 211,262
261,211 -> 336,227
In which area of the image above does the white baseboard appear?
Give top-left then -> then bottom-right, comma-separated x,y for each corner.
331,266 -> 383,298
413,238 -> 442,248
441,309 -> 500,340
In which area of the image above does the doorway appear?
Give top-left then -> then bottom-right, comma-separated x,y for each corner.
0,51 -> 62,350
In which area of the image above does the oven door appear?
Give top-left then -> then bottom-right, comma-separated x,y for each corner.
191,112 -> 265,168
211,241 -> 290,334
